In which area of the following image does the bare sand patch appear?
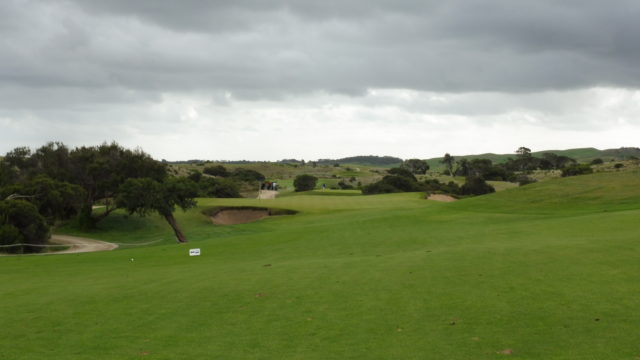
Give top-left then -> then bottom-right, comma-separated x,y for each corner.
257,190 -> 278,199
211,209 -> 271,225
205,206 -> 297,225
427,194 -> 458,202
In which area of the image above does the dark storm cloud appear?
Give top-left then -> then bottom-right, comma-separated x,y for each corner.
1,0 -> 640,108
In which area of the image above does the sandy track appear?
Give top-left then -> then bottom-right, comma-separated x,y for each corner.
49,235 -> 118,254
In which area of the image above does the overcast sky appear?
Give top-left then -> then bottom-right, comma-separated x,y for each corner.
1,0 -> 639,160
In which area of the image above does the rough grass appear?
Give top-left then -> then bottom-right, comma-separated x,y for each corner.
2,170 -> 640,359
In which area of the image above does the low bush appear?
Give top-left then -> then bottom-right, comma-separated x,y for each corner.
230,168 -> 265,182
293,174 -> 318,192
460,176 -> 495,195
199,177 -> 240,198
203,165 -> 229,177
561,164 -> 593,177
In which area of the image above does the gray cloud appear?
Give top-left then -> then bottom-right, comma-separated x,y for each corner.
2,0 -> 640,109
1,0 -> 639,159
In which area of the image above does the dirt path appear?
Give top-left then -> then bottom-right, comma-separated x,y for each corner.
257,190 -> 278,199
48,235 -> 118,254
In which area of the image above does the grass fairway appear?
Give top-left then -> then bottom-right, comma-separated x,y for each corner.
2,171 -> 640,359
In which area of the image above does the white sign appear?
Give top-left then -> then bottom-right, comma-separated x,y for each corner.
189,248 -> 201,256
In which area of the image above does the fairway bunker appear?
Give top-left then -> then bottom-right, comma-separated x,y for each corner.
427,194 -> 458,202
202,206 -> 298,225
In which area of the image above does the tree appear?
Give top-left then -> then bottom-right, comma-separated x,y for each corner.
116,177 -> 198,243
203,165 -> 229,177
454,159 -> 471,176
0,200 -> 49,254
441,153 -> 455,176
460,176 -> 495,196
0,176 -> 85,225
69,143 -> 167,229
516,147 -> 532,158
293,174 -> 318,192
401,159 -> 429,174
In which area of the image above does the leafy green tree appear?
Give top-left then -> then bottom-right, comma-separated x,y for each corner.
0,161 -> 18,187
455,159 -> 470,176
69,143 -> 167,229
293,174 -> 318,192
516,147 -> 532,158
541,153 -> 576,169
0,200 -> 49,254
0,176 -> 85,225
401,159 -> 429,174
441,153 -> 455,176
116,178 -> 198,243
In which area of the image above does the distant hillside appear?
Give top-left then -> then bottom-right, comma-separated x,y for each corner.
426,147 -> 640,171
316,155 -> 403,167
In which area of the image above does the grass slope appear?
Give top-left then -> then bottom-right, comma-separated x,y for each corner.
426,147 -> 640,171
2,171 -> 640,359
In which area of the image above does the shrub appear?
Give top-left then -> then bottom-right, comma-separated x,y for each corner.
380,175 -> 419,192
187,170 -> 202,183
423,179 -> 460,194
230,168 -> 265,182
203,165 -> 229,177
515,174 -> 537,186
590,158 -> 604,165
387,167 -> 417,181
293,174 -> 318,192
460,176 -> 495,196
561,164 -> 593,177
614,163 -> 624,169
337,180 -> 354,190
362,182 -> 400,195
199,177 -> 240,198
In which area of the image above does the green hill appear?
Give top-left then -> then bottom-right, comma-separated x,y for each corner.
427,147 -> 640,171
2,169 -> 640,359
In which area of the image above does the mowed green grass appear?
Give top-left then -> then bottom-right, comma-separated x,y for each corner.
2,170 -> 640,359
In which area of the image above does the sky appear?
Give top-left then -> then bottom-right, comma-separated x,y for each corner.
1,0 -> 639,161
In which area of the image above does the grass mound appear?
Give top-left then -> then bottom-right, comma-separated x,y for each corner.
453,168 -> 640,214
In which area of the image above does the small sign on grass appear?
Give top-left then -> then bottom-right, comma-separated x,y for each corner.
189,248 -> 201,256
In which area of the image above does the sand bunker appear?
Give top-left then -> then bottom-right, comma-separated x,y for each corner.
205,206 -> 297,225
211,209 -> 270,225
427,194 -> 458,202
